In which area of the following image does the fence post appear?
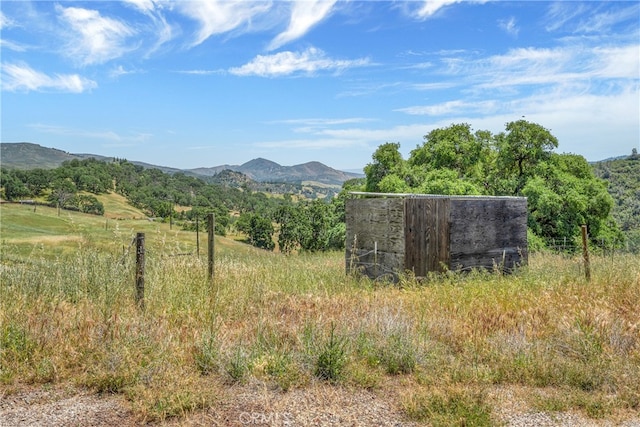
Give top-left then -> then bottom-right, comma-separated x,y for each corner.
196,217 -> 200,257
135,232 -> 145,310
207,214 -> 215,280
581,225 -> 591,282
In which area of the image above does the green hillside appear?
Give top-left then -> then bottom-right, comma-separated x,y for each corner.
0,142 -> 79,169
0,193 -> 252,261
592,151 -> 640,246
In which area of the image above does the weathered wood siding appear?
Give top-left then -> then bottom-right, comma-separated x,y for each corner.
345,198 -> 404,279
346,195 -> 528,280
404,198 -> 450,275
449,198 -> 528,271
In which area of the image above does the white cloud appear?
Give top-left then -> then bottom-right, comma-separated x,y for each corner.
544,2 -> 589,32
271,117 -> 374,126
438,44 -> 640,91
591,45 -> 640,79
268,0 -> 337,50
122,0 -> 174,55
0,10 -> 14,29
30,123 -> 152,143
0,10 -> 29,52
177,1 -> 271,47
109,65 -> 142,78
56,5 -> 135,65
0,39 -> 29,52
498,17 -> 519,37
122,0 -> 156,14
545,2 -> 640,34
413,0 -> 462,19
1,62 -> 97,93
176,69 -> 223,76
229,47 -> 370,77
410,0 -> 486,20
396,100 -> 498,116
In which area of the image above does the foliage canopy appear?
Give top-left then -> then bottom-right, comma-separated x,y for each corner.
363,120 -> 621,246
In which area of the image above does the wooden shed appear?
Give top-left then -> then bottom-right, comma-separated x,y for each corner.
345,193 -> 528,280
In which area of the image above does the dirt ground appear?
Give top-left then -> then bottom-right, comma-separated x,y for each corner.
1,382 -> 639,427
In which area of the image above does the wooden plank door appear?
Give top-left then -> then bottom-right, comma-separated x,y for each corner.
404,198 -> 450,275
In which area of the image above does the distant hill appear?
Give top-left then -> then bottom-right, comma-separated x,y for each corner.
0,142 -> 78,169
0,142 -> 363,186
187,157 -> 361,185
591,151 -> 640,238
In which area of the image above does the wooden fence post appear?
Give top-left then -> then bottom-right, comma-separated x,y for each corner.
207,214 -> 215,280
581,225 -> 591,282
135,232 -> 146,310
196,217 -> 200,257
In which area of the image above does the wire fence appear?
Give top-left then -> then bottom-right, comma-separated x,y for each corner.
535,237 -> 640,256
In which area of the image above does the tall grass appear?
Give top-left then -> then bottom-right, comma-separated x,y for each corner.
1,231 -> 639,423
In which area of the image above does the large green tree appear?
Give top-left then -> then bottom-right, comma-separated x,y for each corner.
363,120 -> 618,246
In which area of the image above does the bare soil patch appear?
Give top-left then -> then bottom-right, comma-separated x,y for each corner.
2,383 -> 639,427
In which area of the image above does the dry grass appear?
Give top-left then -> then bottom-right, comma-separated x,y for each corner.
1,203 -> 639,424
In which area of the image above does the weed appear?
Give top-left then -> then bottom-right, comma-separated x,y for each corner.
264,351 -> 303,391
379,332 -> 417,375
194,332 -> 219,376
314,323 -> 347,383
402,387 -> 493,426
0,322 -> 36,365
225,346 -> 251,383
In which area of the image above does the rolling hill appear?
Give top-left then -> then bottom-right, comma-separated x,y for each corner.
0,142 -> 362,186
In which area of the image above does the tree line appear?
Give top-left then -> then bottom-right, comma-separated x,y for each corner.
0,157 -> 348,251
1,121 -> 636,253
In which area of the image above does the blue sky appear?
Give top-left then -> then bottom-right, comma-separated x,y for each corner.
1,1 -> 639,172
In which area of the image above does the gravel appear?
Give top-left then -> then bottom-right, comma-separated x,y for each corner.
1,383 -> 639,426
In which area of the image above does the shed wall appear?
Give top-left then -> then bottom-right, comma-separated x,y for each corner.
449,198 -> 528,271
345,198 -> 404,279
346,195 -> 528,280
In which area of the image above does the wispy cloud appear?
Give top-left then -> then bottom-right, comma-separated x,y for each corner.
0,10 -> 14,29
498,16 -> 519,37
30,123 -> 152,144
177,1 -> 271,47
545,2 -> 640,34
229,47 -> 370,77
411,82 -> 457,91
255,123 -> 432,152
573,3 -> 640,34
1,62 -> 97,93
122,0 -> 174,56
396,100 -> 498,116
109,65 -> 142,79
0,10 -> 30,51
271,117 -> 376,134
268,0 -> 338,50
410,0 -> 486,20
412,0 -> 463,19
278,117 -> 373,125
176,69 -> 224,76
435,43 -> 639,92
544,2 -> 589,32
0,39 -> 29,52
56,5 -> 136,66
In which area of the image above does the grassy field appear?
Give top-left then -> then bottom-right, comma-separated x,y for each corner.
1,199 -> 639,425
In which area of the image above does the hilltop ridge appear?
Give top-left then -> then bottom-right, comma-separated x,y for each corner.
0,142 -> 363,186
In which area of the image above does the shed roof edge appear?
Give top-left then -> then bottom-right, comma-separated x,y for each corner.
348,191 -> 527,200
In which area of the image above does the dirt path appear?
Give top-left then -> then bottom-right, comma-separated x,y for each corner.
1,383 -> 639,426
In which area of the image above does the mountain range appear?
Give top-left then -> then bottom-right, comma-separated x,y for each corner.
0,142 -> 363,186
